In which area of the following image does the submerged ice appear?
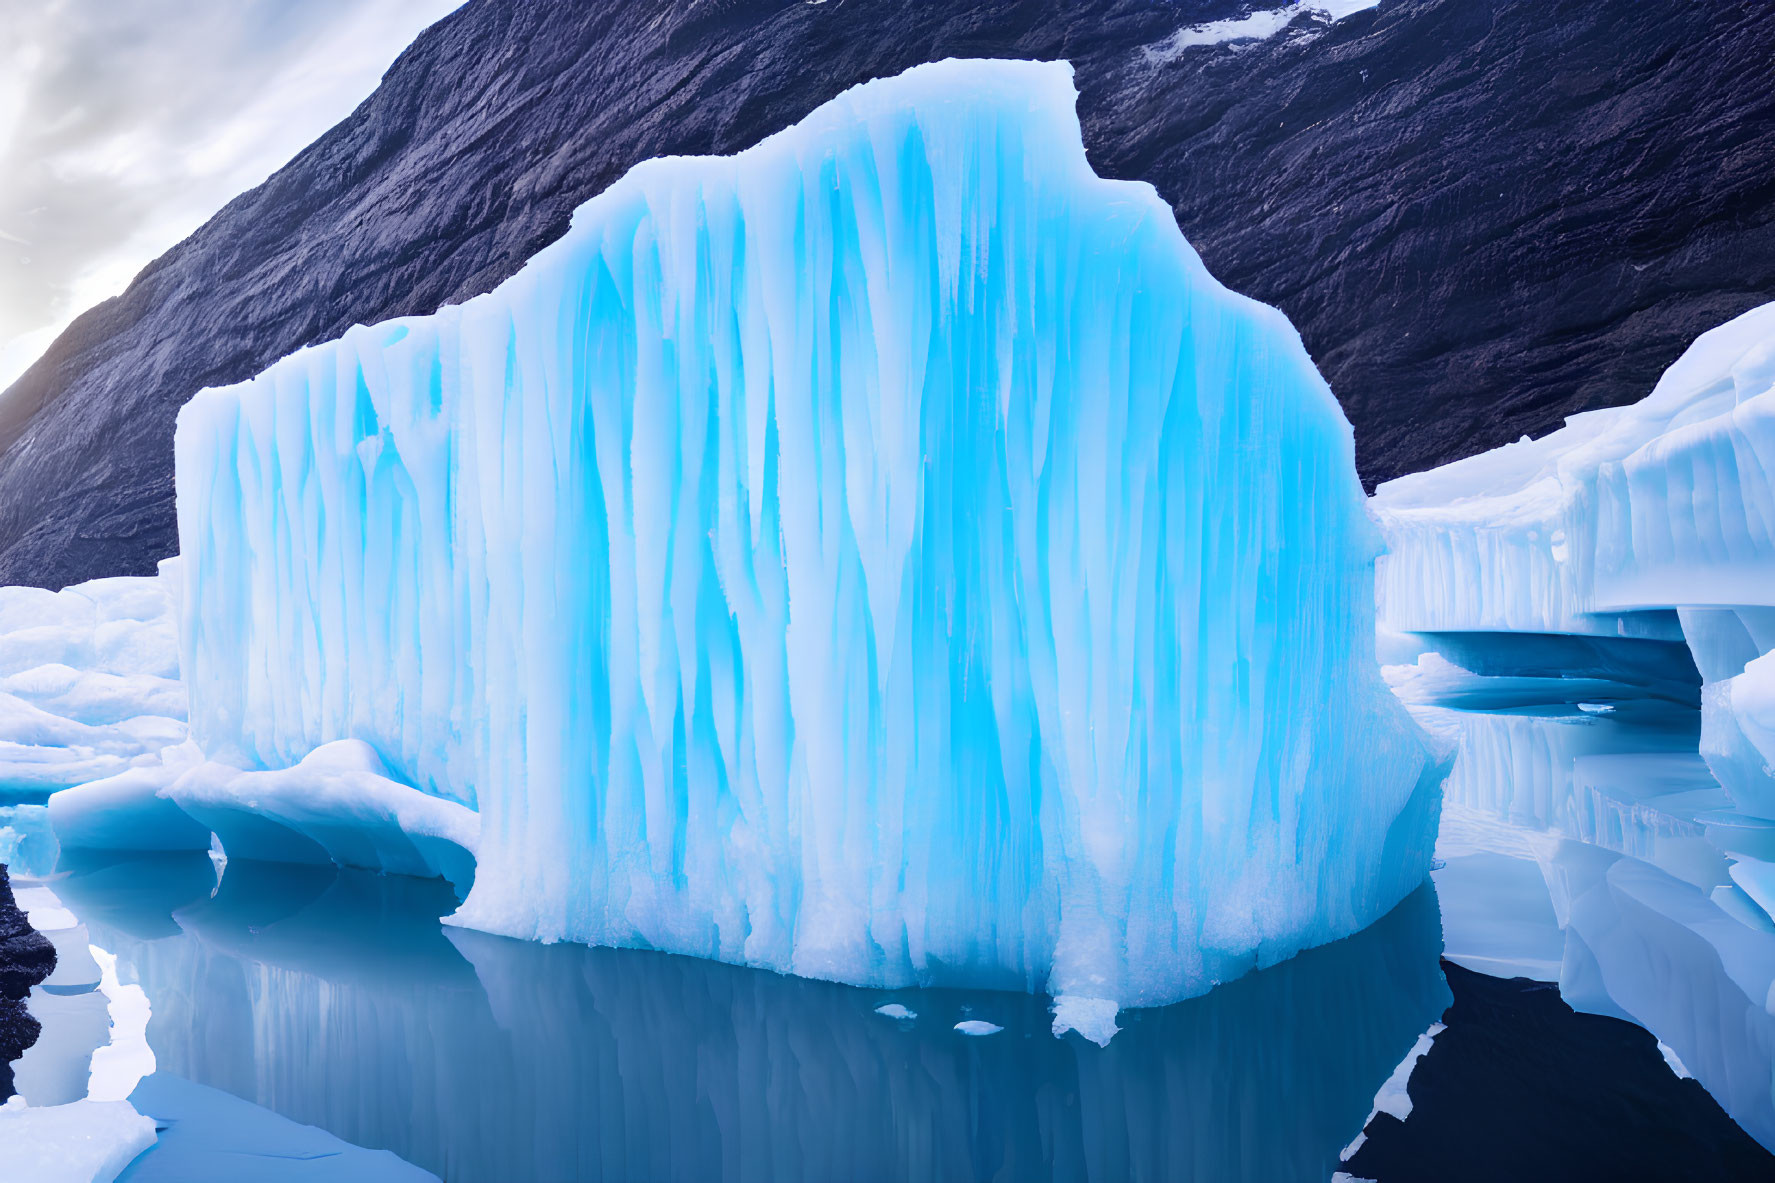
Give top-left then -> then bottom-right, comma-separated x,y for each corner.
169,58 -> 1437,1010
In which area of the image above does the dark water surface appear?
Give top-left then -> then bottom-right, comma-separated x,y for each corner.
50,852 -> 1450,1183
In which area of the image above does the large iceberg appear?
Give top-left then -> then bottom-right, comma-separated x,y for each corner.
170,59 -> 1439,1011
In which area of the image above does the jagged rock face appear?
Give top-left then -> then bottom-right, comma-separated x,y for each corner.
0,0 -> 1770,588
0,866 -> 54,1003
0,865 -> 54,1101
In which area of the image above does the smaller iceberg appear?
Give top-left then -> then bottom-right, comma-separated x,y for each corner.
163,740 -> 477,890
1374,302 -> 1775,639
14,566 -> 476,890
1375,301 -> 1775,824
1374,303 -> 1775,1149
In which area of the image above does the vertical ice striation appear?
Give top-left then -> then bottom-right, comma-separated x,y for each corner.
174,59 -> 1439,1010
1705,650 -> 1775,818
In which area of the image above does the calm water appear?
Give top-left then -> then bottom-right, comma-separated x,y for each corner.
44,851 -> 1449,1183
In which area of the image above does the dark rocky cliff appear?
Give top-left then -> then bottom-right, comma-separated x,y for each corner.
0,865 -> 55,1100
0,0 -> 1770,588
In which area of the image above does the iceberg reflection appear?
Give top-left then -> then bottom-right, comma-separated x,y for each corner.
54,854 -> 1448,1183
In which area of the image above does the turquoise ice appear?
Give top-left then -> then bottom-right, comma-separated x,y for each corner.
173,59 -> 1440,1016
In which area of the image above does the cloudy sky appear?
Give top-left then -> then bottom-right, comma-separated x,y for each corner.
0,0 -> 466,390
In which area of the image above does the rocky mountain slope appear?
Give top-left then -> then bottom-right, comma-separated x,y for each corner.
0,0 -> 1770,588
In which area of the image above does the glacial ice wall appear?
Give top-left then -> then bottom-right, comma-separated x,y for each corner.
174,59 -> 1438,1009
1374,302 -> 1775,637
1374,301 -> 1775,821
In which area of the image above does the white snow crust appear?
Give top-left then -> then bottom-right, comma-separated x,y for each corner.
1147,0 -> 1381,59
0,1097 -> 156,1183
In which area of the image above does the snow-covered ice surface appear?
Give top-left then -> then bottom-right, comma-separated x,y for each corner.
171,58 -> 1439,1013
0,571 -> 186,800
1145,0 -> 1381,59
0,1097 -> 156,1183
1376,301 -> 1775,1150
86,947 -> 154,1104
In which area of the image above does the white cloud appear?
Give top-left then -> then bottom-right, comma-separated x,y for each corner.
0,0 -> 467,392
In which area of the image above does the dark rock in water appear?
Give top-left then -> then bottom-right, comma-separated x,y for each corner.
0,997 -> 39,1103
1,0 -> 1771,587
1346,960 -> 1775,1182
0,864 -> 55,1002
0,864 -> 55,1101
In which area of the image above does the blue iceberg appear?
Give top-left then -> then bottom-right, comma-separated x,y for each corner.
172,59 -> 1439,1014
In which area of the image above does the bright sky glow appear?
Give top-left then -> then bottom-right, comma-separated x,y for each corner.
0,0 -> 466,392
